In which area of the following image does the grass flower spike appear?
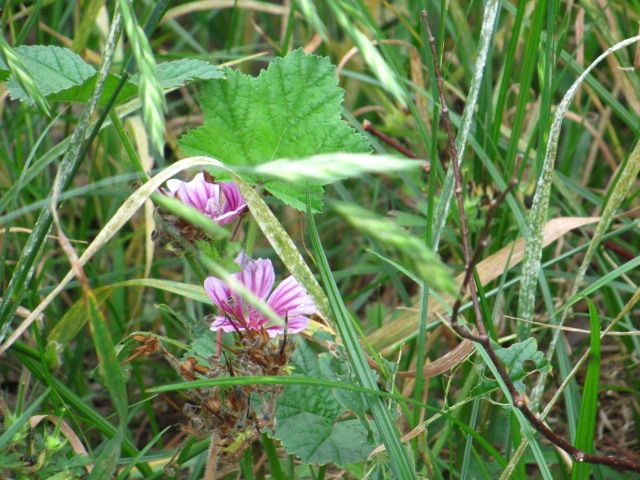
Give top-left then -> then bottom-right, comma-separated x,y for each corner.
205,252 -> 316,336
165,172 -> 246,225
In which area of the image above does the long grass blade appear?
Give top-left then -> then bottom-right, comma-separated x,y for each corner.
517,35 -> 640,338
0,6 -> 122,342
307,200 -> 414,479
571,300 -> 602,480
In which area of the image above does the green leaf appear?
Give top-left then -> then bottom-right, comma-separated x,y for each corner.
1,48 -> 221,105
48,73 -> 138,105
332,201 -> 456,294
88,432 -> 123,480
137,58 -> 224,88
179,49 -> 370,211
0,37 -> 51,115
86,291 -> 128,424
276,405 -> 373,466
45,288 -> 112,369
3,45 -> 95,102
492,338 -> 550,392
275,339 -> 375,465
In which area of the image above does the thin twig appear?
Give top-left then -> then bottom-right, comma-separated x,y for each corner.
362,119 -> 419,159
422,9 -> 640,473
421,11 -> 485,338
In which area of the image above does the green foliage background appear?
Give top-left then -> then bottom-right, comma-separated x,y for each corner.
1,1 -> 639,479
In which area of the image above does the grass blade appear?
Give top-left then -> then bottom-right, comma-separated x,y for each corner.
368,216 -> 599,351
332,201 -> 455,294
0,35 -> 50,115
0,389 -> 50,451
0,6 -> 122,342
430,0 -> 500,250
117,0 -> 166,155
88,431 -> 123,480
306,200 -> 414,479
235,178 -> 333,322
249,153 -> 423,184
86,290 -> 128,423
571,300 -> 602,480
517,34 -> 640,337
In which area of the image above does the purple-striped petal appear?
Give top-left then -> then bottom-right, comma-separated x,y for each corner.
210,315 -> 244,333
267,276 -> 316,320
204,276 -> 246,326
220,182 -> 245,209
235,252 -> 275,300
206,252 -> 315,337
214,204 -> 246,225
164,175 -> 246,226
217,182 -> 246,224
264,315 -> 311,337
180,174 -> 220,212
204,276 -> 231,309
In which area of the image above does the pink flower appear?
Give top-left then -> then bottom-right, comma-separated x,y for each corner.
165,172 -> 246,226
204,252 -> 316,337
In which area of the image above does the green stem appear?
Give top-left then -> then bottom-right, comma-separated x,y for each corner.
261,434 -> 285,480
244,217 -> 258,257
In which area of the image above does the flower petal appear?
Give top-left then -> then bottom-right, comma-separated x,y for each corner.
214,182 -> 246,224
203,276 -> 231,309
214,204 -> 247,225
235,254 -> 275,300
210,316 -> 244,333
264,315 -> 310,336
220,182 -> 246,210
267,276 -> 317,319
180,176 -> 220,212
165,178 -> 184,194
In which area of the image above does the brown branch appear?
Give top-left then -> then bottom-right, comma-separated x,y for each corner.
362,119 -> 419,159
421,12 -> 485,339
421,9 -> 640,474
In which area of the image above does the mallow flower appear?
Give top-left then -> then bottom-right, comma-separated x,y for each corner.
165,172 -> 246,225
204,252 -> 316,337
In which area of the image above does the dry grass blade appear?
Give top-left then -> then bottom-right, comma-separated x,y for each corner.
162,0 -> 290,23
395,339 -> 474,379
0,156 -> 225,355
0,227 -> 88,244
368,216 -> 600,352
0,299 -> 43,322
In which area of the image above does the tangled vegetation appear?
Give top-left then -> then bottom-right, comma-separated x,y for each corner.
1,1 -> 639,479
